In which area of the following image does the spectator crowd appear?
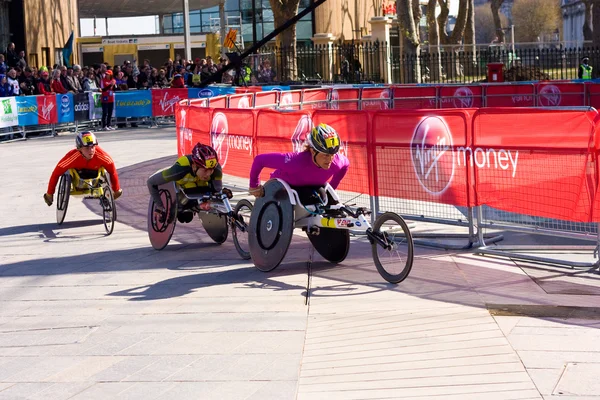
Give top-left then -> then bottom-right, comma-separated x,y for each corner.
1,42 -> 279,98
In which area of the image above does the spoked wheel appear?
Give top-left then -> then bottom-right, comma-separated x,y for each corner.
232,199 -> 253,260
101,185 -> 116,235
371,212 -> 414,284
56,173 -> 71,225
148,186 -> 178,250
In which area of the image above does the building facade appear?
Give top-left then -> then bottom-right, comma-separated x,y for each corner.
561,0 -> 586,47
2,0 -> 78,68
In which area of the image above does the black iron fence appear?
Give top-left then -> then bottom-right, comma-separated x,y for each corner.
251,43 -> 600,85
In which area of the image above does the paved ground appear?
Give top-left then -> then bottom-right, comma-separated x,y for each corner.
1,127 -> 600,400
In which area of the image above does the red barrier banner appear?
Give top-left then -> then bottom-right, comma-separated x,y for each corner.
371,110 -> 473,206
312,110 -> 372,195
186,105 -> 212,155
175,102 -> 193,156
255,91 -> 279,109
361,87 -> 392,110
331,88 -> 360,110
37,95 -> 57,125
152,88 -> 188,116
208,95 -> 228,109
228,93 -> 254,109
209,109 -> 255,178
255,109 -> 314,183
279,90 -> 303,110
439,85 -> 483,109
485,83 -> 535,107
393,86 -> 437,109
536,82 -> 585,107
302,88 -> 330,109
587,82 -> 600,110
472,108 -> 595,222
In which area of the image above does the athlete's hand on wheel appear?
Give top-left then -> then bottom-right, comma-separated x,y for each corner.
222,187 -> 233,199
154,204 -> 166,219
43,193 -> 53,206
114,189 -> 123,200
249,185 -> 264,198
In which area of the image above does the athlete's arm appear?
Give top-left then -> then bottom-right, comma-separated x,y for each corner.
211,165 -> 223,192
95,147 -> 121,192
46,150 -> 80,195
249,153 -> 290,188
147,163 -> 189,207
329,156 -> 350,189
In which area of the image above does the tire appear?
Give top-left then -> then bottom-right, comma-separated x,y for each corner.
232,199 -> 253,260
148,187 -> 177,250
371,212 -> 414,284
102,185 -> 116,235
56,173 -> 71,225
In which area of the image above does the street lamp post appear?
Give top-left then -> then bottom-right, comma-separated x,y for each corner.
182,0 -> 192,62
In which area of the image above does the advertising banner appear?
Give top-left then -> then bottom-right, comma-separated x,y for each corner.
73,92 -> 91,121
37,95 -> 58,125
114,91 -> 152,118
90,92 -> 103,120
56,93 -> 74,124
16,96 -> 39,126
152,88 -> 188,116
0,97 -> 19,128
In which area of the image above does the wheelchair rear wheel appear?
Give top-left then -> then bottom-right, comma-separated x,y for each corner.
56,173 -> 71,225
232,199 -> 253,260
102,185 -> 116,235
371,212 -> 414,284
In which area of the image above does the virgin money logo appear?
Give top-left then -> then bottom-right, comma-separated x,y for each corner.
539,85 -> 562,107
237,95 -> 251,109
411,116 -> 455,195
211,112 -> 229,166
178,108 -> 193,156
160,92 -> 180,113
330,89 -> 339,110
41,97 -> 54,121
452,87 -> 474,108
279,92 -> 294,110
291,114 -> 313,152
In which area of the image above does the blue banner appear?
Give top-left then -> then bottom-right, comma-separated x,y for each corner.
263,85 -> 291,92
16,96 -> 39,126
115,91 -> 152,117
57,93 -> 74,124
188,86 -> 236,99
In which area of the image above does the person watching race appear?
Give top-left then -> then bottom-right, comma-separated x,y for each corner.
147,142 -> 232,224
249,123 -> 349,205
43,131 -> 122,206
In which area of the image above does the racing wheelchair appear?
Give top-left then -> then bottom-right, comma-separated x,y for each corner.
248,179 -> 414,284
147,182 -> 253,259
55,167 -> 117,235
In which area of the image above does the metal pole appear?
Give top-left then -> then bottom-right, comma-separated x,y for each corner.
105,18 -> 108,36
252,0 -> 257,45
511,24 -> 515,65
182,0 -> 192,62
219,1 -> 227,58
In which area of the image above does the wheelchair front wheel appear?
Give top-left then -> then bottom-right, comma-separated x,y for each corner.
232,199 -> 253,260
56,173 -> 71,225
371,212 -> 414,284
101,185 -> 116,235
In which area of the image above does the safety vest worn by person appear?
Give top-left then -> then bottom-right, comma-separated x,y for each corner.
581,64 -> 593,80
242,66 -> 251,83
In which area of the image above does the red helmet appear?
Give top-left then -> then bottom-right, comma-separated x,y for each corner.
191,143 -> 218,169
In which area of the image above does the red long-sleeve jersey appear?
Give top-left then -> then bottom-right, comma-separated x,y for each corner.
47,146 -> 121,195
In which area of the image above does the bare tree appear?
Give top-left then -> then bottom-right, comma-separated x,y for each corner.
491,0 -> 505,43
426,0 -> 441,81
269,0 -> 301,81
583,0 -> 600,47
594,0 -> 600,47
584,0 -> 593,41
512,0 -> 560,43
437,0 -> 468,78
397,0 -> 421,83
475,4 -> 507,44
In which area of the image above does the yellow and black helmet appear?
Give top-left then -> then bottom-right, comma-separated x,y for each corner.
307,123 -> 340,155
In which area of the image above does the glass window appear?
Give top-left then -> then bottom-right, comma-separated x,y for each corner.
262,8 -> 273,22
225,0 -> 239,11
299,0 -> 310,7
202,12 -> 218,31
262,22 -> 274,38
164,15 -> 173,30
297,20 -> 312,40
300,8 -> 311,21
203,5 -> 219,12
190,11 -> 201,28
173,13 -> 183,29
